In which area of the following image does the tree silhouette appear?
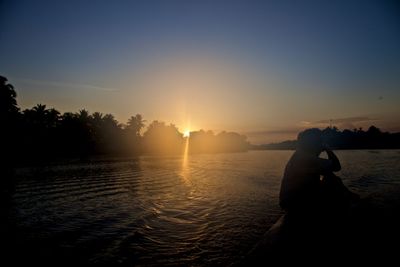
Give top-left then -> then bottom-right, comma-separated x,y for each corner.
0,76 -> 20,176
32,103 -> 46,114
46,108 -> 61,128
143,121 -> 184,153
189,129 -> 249,153
91,112 -> 103,124
259,125 -> 400,150
0,75 -> 19,118
78,109 -> 90,122
126,114 -> 146,137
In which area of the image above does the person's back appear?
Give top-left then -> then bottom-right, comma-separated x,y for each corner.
280,151 -> 323,213
279,129 -> 341,214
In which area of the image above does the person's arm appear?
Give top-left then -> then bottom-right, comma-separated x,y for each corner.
324,147 -> 341,172
312,145 -> 341,174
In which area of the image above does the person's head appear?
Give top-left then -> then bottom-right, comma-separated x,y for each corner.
297,128 -> 323,155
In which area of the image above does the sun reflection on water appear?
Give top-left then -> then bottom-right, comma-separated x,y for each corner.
181,136 -> 190,183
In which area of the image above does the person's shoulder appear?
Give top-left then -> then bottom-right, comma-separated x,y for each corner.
286,152 -> 313,170
293,151 -> 315,161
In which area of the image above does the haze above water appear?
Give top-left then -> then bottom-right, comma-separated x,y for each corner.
10,150 -> 400,266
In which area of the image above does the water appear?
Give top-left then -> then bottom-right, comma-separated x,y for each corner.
8,150 -> 400,266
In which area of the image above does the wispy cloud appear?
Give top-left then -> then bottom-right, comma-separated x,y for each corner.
16,78 -> 118,92
312,116 -> 379,130
247,116 -> 379,139
245,116 -> 384,144
315,116 -> 377,124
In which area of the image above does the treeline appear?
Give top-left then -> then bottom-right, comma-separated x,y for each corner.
252,126 -> 400,150
0,76 -> 249,164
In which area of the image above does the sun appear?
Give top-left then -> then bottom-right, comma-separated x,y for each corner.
183,130 -> 191,138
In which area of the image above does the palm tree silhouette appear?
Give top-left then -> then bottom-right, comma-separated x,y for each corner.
91,112 -> 103,124
78,109 -> 90,123
127,114 -> 146,137
0,75 -> 19,117
46,108 -> 61,128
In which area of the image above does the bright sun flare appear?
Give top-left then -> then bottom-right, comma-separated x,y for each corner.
183,130 -> 191,137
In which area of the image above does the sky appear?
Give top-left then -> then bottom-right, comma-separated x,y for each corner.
0,0 -> 399,143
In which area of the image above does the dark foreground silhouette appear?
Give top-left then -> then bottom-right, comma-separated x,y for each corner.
240,197 -> 400,264
239,129 -> 400,264
279,128 -> 359,215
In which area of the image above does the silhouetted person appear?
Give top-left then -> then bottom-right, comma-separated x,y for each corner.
279,128 -> 358,218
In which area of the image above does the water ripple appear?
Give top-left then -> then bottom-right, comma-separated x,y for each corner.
10,150 -> 400,266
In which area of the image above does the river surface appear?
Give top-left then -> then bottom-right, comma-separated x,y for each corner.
8,150 -> 400,266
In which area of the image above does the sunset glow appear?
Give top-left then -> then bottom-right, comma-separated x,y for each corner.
183,130 -> 191,138
1,1 -> 399,266
0,0 -> 399,143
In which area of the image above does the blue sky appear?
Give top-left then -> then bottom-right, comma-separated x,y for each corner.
1,0 -> 399,143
